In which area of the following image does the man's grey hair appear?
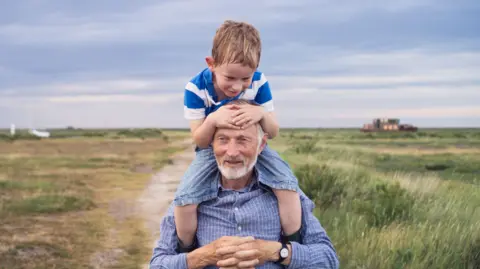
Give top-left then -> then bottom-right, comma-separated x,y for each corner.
256,123 -> 265,145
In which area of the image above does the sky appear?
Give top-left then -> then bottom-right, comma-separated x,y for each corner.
1,0 -> 479,129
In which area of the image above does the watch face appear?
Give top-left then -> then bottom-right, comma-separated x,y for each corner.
280,248 -> 289,258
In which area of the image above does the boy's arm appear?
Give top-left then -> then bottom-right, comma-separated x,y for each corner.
184,82 -> 217,148
259,110 -> 279,139
255,73 -> 279,138
189,117 -> 216,149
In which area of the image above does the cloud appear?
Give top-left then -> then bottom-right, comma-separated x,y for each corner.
0,0 -> 446,45
47,93 -> 182,104
0,0 -> 479,128
1,77 -> 189,97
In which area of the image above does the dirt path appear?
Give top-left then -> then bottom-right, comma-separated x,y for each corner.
137,139 -> 195,268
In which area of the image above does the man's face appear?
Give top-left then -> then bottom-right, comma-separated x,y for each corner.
207,59 -> 255,98
212,124 -> 264,180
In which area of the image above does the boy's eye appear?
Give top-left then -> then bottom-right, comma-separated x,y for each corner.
226,77 -> 235,80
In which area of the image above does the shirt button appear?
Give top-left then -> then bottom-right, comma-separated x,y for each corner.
234,207 -> 239,211
238,226 -> 242,231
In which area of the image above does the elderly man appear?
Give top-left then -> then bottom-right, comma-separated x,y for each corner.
149,113 -> 339,268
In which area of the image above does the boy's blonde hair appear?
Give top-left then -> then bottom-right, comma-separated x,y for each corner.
211,20 -> 262,69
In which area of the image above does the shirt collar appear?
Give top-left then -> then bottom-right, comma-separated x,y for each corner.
217,167 -> 262,194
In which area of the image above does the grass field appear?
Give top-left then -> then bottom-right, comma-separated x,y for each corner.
269,128 -> 480,269
0,129 -> 190,269
1,127 -> 479,268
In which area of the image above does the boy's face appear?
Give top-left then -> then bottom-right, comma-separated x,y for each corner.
206,57 -> 255,98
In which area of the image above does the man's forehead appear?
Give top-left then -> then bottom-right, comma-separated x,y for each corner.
215,126 -> 256,138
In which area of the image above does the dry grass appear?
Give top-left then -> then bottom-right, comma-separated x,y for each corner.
0,132 -> 190,269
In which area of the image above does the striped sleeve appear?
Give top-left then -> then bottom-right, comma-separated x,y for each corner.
183,82 -> 206,120
253,73 -> 274,112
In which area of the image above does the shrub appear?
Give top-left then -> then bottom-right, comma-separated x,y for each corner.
294,164 -> 346,209
353,181 -> 415,227
82,131 -> 107,137
116,128 -> 163,139
290,139 -> 318,154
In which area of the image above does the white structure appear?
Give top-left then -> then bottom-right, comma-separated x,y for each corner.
29,129 -> 50,138
10,124 -> 15,136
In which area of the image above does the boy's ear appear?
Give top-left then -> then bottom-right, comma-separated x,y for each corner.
205,56 -> 215,70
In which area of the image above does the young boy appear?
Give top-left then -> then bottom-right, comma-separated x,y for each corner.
174,20 -> 302,252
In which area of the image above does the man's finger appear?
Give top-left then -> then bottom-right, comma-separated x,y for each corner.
237,258 -> 260,268
234,249 -> 260,260
219,236 -> 255,248
217,257 -> 239,267
216,245 -> 238,256
235,236 -> 255,244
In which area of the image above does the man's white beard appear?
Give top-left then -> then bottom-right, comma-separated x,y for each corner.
218,155 -> 258,180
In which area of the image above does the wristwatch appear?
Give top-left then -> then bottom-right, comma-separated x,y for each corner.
275,242 -> 289,264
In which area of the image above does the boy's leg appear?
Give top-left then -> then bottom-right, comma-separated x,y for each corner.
256,144 -> 303,243
174,204 -> 198,248
273,189 -> 302,242
173,147 -> 219,252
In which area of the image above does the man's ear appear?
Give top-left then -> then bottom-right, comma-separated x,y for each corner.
259,133 -> 268,152
205,56 -> 215,71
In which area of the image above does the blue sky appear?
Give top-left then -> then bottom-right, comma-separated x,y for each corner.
1,0 -> 479,128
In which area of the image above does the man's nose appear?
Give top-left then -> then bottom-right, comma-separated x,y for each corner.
226,141 -> 239,157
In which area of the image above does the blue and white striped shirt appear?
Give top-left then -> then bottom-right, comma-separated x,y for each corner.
183,68 -> 274,120
149,169 -> 340,269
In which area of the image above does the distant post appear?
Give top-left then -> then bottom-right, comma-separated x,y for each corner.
10,124 -> 15,136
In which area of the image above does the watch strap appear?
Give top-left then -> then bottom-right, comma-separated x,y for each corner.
275,242 -> 289,264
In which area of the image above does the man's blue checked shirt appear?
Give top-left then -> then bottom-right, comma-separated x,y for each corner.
149,168 -> 339,269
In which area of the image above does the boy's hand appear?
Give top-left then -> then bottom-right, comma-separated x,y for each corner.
212,105 -> 242,129
230,104 -> 265,129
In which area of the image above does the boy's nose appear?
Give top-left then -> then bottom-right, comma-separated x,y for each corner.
232,83 -> 242,91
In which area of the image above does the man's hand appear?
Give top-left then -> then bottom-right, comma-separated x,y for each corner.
216,239 -> 283,269
188,236 -> 255,268
230,104 -> 265,129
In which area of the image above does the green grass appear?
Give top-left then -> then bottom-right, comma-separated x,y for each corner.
5,195 -> 96,214
0,180 -> 57,191
2,127 -> 479,268
270,128 -> 480,269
